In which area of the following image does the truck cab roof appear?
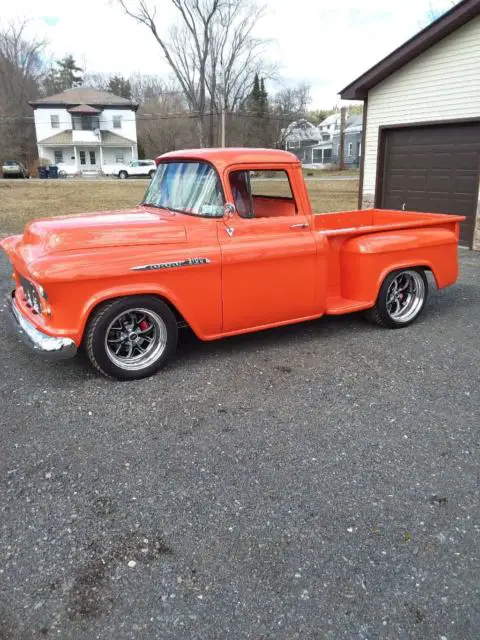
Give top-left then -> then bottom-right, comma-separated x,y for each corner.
156,147 -> 301,170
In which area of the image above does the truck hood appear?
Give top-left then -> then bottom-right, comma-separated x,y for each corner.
21,208 -> 187,256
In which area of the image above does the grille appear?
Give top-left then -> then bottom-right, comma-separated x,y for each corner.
19,275 -> 41,314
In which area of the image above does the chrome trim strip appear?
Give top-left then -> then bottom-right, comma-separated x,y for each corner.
6,292 -> 77,360
131,257 -> 211,271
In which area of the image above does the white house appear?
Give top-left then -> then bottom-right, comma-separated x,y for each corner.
30,87 -> 139,175
340,0 -> 480,249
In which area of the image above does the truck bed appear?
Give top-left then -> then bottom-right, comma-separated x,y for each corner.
313,208 -> 464,235
312,208 -> 465,315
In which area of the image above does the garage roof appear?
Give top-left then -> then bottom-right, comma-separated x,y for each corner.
340,0 -> 480,100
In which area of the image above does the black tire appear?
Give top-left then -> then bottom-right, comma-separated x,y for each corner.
118,171 -> 128,180
149,170 -> 156,179
364,268 -> 428,329
84,296 -> 178,380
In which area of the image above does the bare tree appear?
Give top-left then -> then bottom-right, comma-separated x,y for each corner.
270,83 -> 312,147
0,20 -> 46,166
118,0 -> 224,146
117,0 -> 272,146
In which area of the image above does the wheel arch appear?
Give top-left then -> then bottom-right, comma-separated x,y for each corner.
78,288 -> 190,344
374,262 -> 436,301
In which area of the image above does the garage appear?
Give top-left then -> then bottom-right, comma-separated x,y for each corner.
340,0 -> 480,250
378,122 -> 480,247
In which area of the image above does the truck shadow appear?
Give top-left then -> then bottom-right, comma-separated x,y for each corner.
174,282 -> 477,366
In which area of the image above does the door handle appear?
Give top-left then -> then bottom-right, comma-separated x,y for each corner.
289,222 -> 309,229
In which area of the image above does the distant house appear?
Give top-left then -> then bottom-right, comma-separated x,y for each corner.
282,119 -> 322,161
302,113 -> 363,167
29,87 -> 139,175
333,114 -> 363,167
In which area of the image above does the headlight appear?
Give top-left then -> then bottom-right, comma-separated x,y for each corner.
19,275 -> 50,316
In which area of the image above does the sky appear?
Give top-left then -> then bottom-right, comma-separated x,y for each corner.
2,0 -> 456,108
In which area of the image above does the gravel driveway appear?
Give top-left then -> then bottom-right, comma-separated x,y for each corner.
0,250 -> 479,640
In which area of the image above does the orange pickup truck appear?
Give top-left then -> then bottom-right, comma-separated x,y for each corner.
1,148 -> 465,380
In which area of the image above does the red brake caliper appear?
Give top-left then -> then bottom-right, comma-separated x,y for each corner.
139,320 -> 150,331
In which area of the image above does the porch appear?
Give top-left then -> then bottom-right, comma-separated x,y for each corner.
37,130 -> 137,175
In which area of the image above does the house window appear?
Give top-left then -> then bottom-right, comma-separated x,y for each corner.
79,151 -> 86,165
54,150 -> 63,164
50,114 -> 60,128
347,142 -> 353,157
89,151 -> 96,165
115,151 -> 124,163
287,141 -> 300,149
323,148 -> 332,162
73,115 -> 100,131
113,116 -> 122,129
312,149 -> 323,163
357,141 -> 361,157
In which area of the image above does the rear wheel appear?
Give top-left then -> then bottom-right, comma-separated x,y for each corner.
118,170 -> 128,179
364,268 -> 428,329
149,170 -> 156,179
85,296 -> 178,380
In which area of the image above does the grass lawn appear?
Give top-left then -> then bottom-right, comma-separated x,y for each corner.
0,178 -> 359,235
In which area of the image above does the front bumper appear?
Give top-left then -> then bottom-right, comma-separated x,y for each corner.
6,291 -> 77,360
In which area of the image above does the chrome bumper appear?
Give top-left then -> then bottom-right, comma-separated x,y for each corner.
6,291 -> 77,360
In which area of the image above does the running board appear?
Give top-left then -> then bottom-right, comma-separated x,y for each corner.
325,297 -> 370,315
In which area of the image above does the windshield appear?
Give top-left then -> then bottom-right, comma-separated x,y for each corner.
143,161 -> 224,217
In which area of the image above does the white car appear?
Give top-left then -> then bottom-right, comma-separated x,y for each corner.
112,160 -> 157,179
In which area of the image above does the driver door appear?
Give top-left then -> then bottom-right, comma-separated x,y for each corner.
218,167 -> 317,333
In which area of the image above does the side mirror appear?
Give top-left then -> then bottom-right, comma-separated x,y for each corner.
224,202 -> 236,219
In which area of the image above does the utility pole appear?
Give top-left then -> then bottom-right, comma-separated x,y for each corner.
339,106 -> 346,171
221,103 -> 226,147
220,66 -> 226,147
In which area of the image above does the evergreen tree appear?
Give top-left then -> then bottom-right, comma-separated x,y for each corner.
45,55 -> 83,94
107,75 -> 132,99
259,78 -> 268,115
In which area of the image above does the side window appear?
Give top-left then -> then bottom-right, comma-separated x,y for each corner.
230,170 -> 297,219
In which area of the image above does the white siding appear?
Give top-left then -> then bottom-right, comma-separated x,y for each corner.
34,108 -> 71,142
33,107 -> 137,144
100,109 -> 137,142
363,15 -> 480,202
102,147 -> 133,165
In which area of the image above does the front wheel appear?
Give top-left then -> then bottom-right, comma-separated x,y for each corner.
149,170 -> 156,179
364,268 -> 428,329
118,170 -> 128,179
85,296 -> 178,380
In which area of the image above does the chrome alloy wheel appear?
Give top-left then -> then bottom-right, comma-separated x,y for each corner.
385,270 -> 426,323
105,308 -> 167,371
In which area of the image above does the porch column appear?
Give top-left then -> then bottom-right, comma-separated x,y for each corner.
99,146 -> 104,173
73,146 -> 78,170
131,145 -> 135,161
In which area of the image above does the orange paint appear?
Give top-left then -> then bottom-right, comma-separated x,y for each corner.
0,148 -> 465,349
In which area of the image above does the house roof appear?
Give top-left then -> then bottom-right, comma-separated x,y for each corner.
340,0 -> 480,100
68,104 -> 102,114
30,87 -> 138,110
38,130 -> 135,146
318,113 -> 340,127
282,119 -> 321,142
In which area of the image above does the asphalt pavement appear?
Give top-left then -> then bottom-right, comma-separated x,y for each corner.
0,250 -> 479,640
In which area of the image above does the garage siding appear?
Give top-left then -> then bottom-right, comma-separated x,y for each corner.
362,15 -> 480,246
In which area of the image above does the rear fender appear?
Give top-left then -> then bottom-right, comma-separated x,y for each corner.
340,226 -> 459,303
